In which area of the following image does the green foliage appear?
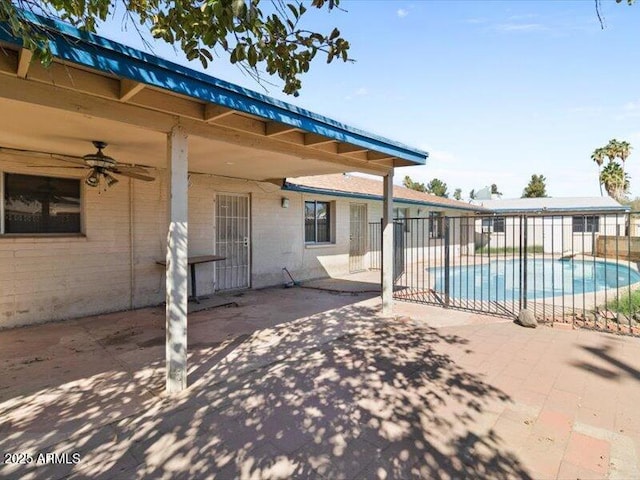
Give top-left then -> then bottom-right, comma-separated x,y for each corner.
490,184 -> 502,196
402,175 -> 426,193
475,245 -> 544,254
0,0 -> 352,96
469,189 -> 476,200
426,178 -> 449,198
591,139 -> 633,201
522,174 -> 548,198
600,162 -> 630,201
453,188 -> 462,201
605,289 -> 640,316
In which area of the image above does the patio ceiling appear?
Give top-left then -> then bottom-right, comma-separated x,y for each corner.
0,16 -> 427,180
0,97 -> 349,180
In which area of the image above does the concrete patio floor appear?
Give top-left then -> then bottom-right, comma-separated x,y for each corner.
1,285 -> 640,479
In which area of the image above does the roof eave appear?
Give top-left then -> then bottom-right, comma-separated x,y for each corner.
283,183 -> 487,212
0,11 -> 427,166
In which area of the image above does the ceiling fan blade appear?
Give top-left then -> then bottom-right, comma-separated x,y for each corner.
0,147 -> 86,166
113,164 -> 152,175
114,170 -> 155,182
26,164 -> 87,169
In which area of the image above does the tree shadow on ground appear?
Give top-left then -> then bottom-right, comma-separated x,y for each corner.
571,339 -> 640,382
1,295 -> 531,479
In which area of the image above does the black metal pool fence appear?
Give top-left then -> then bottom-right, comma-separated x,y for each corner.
379,212 -> 640,336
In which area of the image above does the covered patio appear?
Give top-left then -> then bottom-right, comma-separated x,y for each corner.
0,13 -> 427,392
2,284 -> 640,479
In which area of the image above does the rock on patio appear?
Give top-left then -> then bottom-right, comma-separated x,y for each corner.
1,286 -> 640,479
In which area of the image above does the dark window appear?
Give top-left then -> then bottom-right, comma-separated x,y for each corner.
493,217 -> 505,233
3,173 -> 81,234
429,212 -> 443,239
572,215 -> 599,233
305,201 -> 331,243
481,217 -> 505,233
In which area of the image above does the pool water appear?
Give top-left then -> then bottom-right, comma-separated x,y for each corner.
431,259 -> 640,302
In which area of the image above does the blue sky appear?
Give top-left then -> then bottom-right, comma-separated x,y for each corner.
97,1 -> 640,200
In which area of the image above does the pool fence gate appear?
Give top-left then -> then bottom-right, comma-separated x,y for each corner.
376,212 -> 640,336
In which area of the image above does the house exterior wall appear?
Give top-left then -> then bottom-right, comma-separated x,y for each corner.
474,215 -> 626,254
0,157 -> 472,328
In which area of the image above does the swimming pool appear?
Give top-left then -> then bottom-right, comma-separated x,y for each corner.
430,258 -> 640,302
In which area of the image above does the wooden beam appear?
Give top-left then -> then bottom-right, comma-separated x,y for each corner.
129,88 -> 205,120
27,60 -> 120,99
340,150 -> 369,161
311,142 -> 339,154
304,133 -> 336,146
367,151 -> 395,161
338,143 -> 368,155
204,104 -> 235,122
265,122 -> 299,136
208,113 -> 266,136
120,79 -> 145,102
16,49 -> 33,79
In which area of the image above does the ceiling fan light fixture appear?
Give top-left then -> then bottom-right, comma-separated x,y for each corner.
104,172 -> 119,187
85,170 -> 100,187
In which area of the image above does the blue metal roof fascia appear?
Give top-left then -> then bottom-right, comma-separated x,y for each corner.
282,183 -> 484,212
0,11 -> 427,165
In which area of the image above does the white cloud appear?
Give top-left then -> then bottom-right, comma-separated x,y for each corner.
397,9 -> 409,18
624,100 -> 640,112
494,22 -> 546,32
464,17 -> 488,25
344,87 -> 369,101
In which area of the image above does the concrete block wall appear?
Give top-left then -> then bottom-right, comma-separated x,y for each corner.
0,158 -> 479,328
0,161 -> 381,327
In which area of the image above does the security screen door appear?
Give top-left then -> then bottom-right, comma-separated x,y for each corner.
215,193 -> 250,290
349,203 -> 367,273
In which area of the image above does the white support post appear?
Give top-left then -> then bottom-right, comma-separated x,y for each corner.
166,125 -> 189,393
382,169 -> 394,315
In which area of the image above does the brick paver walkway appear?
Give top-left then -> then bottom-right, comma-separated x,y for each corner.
1,288 -> 639,479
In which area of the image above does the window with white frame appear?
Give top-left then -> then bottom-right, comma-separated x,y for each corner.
2,173 -> 81,234
572,215 -> 599,233
481,216 -> 505,233
305,200 -> 333,243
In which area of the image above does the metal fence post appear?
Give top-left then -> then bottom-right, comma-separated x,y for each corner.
444,217 -> 450,307
522,215 -> 528,310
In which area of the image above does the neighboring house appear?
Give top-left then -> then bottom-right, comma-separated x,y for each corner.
0,14 -> 427,333
472,197 -> 630,254
284,174 -> 487,272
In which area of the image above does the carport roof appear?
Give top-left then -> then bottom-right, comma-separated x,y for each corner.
474,196 -> 629,214
0,11 -> 427,168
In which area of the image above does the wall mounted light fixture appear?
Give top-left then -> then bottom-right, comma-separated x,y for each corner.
281,197 -> 290,208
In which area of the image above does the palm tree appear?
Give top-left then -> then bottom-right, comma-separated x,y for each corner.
600,162 -> 629,201
616,139 -> 632,176
591,147 -> 606,196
